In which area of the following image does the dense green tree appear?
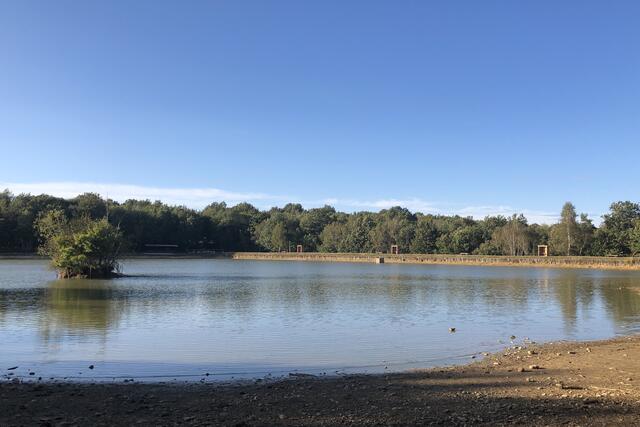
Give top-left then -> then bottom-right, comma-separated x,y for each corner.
410,217 -> 438,253
252,212 -> 302,252
36,210 -> 123,278
340,213 -> 376,253
576,214 -> 595,256
450,224 -> 484,254
630,220 -> 640,256
477,216 -> 508,242
423,215 -> 471,254
491,214 -> 530,256
0,192 -> 68,252
318,221 -> 347,252
0,190 -> 14,251
369,207 -> 416,253
2,191 -> 640,258
475,239 -> 503,255
202,202 -> 263,251
596,201 -> 640,255
528,223 -> 550,253
299,206 -> 337,251
70,193 -> 108,219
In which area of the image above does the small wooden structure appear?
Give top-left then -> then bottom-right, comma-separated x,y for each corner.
296,245 -> 303,253
537,245 -> 549,257
390,245 -> 399,255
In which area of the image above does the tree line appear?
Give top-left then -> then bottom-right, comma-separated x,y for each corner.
1,190 -> 640,256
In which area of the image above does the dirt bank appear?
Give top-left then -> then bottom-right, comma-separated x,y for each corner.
3,336 -> 640,426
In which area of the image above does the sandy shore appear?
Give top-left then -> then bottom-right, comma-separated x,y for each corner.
3,336 -> 640,426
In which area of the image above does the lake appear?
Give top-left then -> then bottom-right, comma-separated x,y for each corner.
2,258 -> 640,382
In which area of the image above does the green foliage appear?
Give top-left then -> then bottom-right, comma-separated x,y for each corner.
491,214 -> 530,256
549,202 -> 578,256
299,206 -> 337,251
575,214 -> 595,256
369,208 -> 415,253
318,214 -> 371,252
475,239 -> 503,255
596,201 -> 640,256
631,220 -> 640,256
202,202 -> 264,251
319,221 -> 347,252
410,217 -> 438,253
0,191 -> 67,252
450,225 -> 484,254
252,211 -> 301,252
36,210 -> 123,278
2,189 -> 640,257
528,223 -> 550,251
548,202 -> 594,256
341,214 -> 376,252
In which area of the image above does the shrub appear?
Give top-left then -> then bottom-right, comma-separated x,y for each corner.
36,210 -> 123,278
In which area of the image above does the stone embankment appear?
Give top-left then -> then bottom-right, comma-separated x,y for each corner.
231,252 -> 640,270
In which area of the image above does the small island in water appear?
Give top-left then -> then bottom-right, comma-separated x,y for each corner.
35,209 -> 123,279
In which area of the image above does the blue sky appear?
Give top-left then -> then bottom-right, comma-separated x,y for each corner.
1,1 -> 639,223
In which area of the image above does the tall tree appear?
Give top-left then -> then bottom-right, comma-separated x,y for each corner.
410,217 -> 439,253
340,213 -> 375,253
576,213 -> 595,256
630,220 -> 640,256
491,214 -> 530,256
299,206 -> 337,251
319,221 -> 347,252
551,202 -> 578,256
597,201 -> 640,255
252,212 -> 301,252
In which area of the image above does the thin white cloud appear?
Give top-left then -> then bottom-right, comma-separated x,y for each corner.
0,182 -> 287,209
323,198 -> 560,224
455,205 -> 559,225
321,197 -> 439,213
1,182 -> 573,224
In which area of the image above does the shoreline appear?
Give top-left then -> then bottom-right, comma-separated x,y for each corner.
232,252 -> 640,271
3,252 -> 640,271
3,336 -> 640,425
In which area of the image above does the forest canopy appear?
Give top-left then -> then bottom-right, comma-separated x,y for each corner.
1,190 -> 640,257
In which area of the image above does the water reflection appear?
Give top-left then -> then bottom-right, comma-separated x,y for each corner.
2,259 -> 640,379
39,280 -> 126,342
601,281 -> 640,325
2,265 -> 640,337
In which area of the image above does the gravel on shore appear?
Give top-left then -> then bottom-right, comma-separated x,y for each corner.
3,336 -> 640,426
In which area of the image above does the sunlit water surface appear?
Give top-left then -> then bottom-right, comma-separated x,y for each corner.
2,259 -> 640,382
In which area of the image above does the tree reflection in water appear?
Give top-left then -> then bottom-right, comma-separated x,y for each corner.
39,279 -> 126,343
1,260 -> 639,375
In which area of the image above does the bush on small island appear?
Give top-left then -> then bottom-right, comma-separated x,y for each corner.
36,210 -> 123,279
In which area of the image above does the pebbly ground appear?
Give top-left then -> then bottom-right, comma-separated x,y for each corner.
2,336 -> 640,426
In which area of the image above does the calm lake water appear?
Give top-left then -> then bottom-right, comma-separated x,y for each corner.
2,258 -> 640,382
